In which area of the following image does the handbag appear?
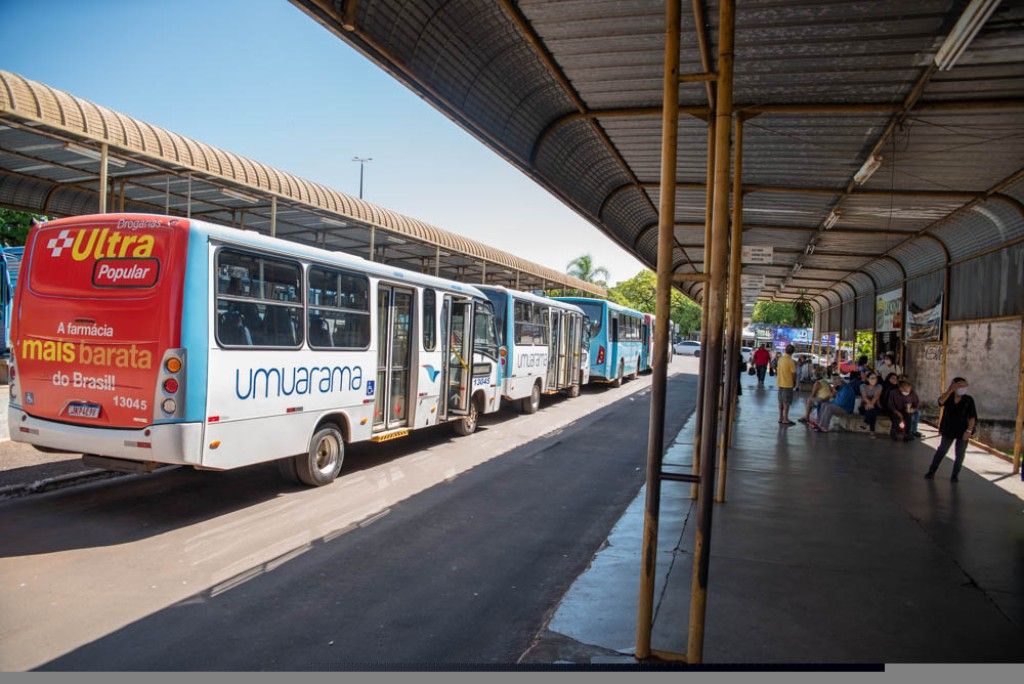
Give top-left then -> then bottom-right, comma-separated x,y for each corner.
747,366 -> 756,376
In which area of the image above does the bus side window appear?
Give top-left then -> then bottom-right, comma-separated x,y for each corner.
216,249 -> 303,349
514,299 -> 532,346
535,306 -> 549,345
307,265 -> 370,349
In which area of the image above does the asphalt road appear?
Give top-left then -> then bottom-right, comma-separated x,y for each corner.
1,360 -> 697,670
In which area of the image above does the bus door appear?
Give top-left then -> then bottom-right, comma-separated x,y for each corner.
441,295 -> 474,419
557,311 -> 571,388
546,309 -> 561,389
566,313 -> 581,386
374,284 -> 414,431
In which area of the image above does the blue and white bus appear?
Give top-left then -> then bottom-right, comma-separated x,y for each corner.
10,213 -> 503,487
1,246 -> 24,354
479,286 -> 588,412
555,297 -> 644,386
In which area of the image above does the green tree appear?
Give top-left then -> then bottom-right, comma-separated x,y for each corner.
0,208 -> 45,246
606,269 -> 703,335
751,300 -> 797,326
566,253 -> 610,288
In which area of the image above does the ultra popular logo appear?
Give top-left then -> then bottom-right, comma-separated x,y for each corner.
46,226 -> 160,287
46,227 -> 156,261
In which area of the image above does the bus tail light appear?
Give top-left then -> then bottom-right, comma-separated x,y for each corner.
8,357 -> 17,402
154,348 -> 186,420
597,345 -> 605,365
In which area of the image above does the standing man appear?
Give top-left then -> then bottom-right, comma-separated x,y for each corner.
752,343 -> 771,388
777,344 -> 797,426
924,377 -> 977,482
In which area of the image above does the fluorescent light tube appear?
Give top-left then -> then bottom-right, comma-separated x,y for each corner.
853,155 -> 882,185
320,217 -> 348,227
934,0 -> 1000,71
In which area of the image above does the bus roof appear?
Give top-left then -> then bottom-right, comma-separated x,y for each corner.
477,285 -> 584,314
39,214 -> 489,301
555,296 -> 644,318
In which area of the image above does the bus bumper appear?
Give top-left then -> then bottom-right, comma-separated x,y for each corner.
8,408 -> 204,466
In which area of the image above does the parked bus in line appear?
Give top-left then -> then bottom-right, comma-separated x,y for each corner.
640,313 -> 676,373
479,286 -> 588,413
554,297 -> 644,386
9,213 -> 503,486
1,246 -> 24,355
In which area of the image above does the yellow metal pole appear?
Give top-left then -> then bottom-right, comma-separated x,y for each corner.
270,196 -> 278,237
688,0 -> 733,664
636,0 -> 680,660
717,113 -> 743,502
98,143 -> 108,213
1014,317 -> 1023,474
691,118 -> 715,500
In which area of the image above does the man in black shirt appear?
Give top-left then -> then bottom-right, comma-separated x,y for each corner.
924,377 -> 978,482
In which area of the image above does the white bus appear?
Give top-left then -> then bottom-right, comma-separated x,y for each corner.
479,286 -> 589,412
9,213 -> 502,486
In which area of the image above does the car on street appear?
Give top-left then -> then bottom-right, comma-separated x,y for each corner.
673,339 -> 701,357
740,346 -> 753,365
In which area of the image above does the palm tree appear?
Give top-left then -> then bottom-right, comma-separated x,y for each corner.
566,253 -> 610,287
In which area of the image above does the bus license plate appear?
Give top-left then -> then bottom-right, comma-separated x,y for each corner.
66,402 -> 101,419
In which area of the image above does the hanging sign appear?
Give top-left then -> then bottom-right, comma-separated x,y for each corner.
906,293 -> 942,342
875,289 -> 903,333
741,245 -> 773,264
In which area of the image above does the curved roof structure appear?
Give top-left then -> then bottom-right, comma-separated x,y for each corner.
292,0 -> 1024,316
0,70 -> 604,296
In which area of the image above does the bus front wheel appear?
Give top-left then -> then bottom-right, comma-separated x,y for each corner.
293,425 -> 345,486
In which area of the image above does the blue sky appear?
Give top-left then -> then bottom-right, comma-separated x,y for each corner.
0,0 -> 645,283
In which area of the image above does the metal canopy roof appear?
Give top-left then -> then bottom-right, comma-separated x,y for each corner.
293,0 -> 1024,308
0,70 -> 603,296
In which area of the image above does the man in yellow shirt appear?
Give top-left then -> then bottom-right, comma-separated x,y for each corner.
777,344 -> 797,425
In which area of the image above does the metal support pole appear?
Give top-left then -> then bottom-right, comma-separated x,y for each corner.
688,0 -> 734,664
516,271 -> 520,290
691,119 -> 716,500
368,225 -> 376,261
164,175 -> 170,214
186,174 -> 192,218
1014,317 -> 1023,474
636,0 -> 680,660
481,261 -> 487,283
270,196 -> 278,237
98,143 -> 109,213
118,181 -> 126,212
718,114 -> 744,502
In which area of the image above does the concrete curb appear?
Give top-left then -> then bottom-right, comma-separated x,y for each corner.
0,468 -> 132,500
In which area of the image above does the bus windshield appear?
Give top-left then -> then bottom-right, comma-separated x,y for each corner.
575,301 -> 603,337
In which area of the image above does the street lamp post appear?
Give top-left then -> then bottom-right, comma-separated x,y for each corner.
352,156 -> 372,199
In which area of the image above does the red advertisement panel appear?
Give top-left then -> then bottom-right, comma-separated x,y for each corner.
13,215 -> 189,428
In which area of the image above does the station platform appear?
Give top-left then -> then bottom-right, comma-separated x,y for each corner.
525,379 -> 1024,664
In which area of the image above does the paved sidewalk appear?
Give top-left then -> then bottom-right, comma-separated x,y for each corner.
524,380 -> 1024,663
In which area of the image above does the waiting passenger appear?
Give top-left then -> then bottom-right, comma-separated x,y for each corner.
924,377 -> 978,482
888,380 -> 920,442
876,353 -> 900,379
858,372 -> 883,437
812,376 -> 857,433
799,374 -> 835,424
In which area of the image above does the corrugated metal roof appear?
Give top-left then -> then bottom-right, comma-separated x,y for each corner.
291,0 -> 1024,311
0,69 -> 602,295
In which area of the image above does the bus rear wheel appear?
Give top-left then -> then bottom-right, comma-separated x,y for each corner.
629,357 -> 640,380
293,425 -> 344,486
520,382 -> 541,414
567,382 -> 581,398
452,396 -> 480,436
612,360 -> 624,387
